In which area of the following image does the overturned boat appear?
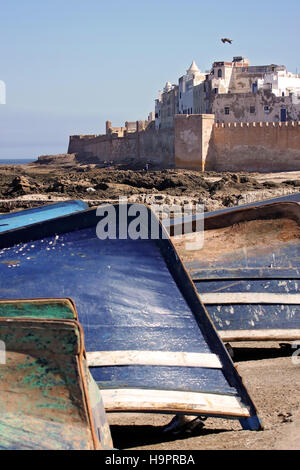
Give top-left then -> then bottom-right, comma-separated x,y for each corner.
0,298 -> 113,450
0,203 -> 262,429
170,201 -> 300,342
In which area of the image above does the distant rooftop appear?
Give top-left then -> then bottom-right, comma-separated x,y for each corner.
187,60 -> 200,74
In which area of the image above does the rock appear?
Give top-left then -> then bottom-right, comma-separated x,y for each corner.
8,176 -> 33,195
47,181 -> 65,193
157,176 -> 184,190
222,195 -> 239,207
35,153 -> 77,166
284,180 -> 300,187
95,182 -> 109,191
278,412 -> 293,423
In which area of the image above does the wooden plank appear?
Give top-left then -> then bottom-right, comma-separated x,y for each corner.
0,298 -> 77,320
87,350 -> 222,369
219,329 -> 300,342
190,267 -> 300,281
164,195 -> 300,231
101,388 -> 250,417
200,292 -> 300,305
195,278 -> 300,295
0,299 -> 113,450
0,321 -> 95,448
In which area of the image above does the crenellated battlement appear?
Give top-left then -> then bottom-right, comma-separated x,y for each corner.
214,121 -> 300,128
175,113 -> 300,172
68,114 -> 300,172
69,134 -> 101,140
210,116 -> 300,172
68,118 -> 173,166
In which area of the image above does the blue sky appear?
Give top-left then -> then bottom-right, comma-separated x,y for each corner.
0,0 -> 299,158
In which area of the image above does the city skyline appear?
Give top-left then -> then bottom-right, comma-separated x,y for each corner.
0,0 -> 299,158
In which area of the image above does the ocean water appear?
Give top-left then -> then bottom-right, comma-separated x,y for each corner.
0,158 -> 34,165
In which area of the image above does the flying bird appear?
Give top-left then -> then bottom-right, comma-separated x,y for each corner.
221,38 -> 232,44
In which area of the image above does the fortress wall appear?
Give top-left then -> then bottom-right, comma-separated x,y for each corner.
68,117 -> 300,172
68,133 -> 137,162
206,121 -> 300,172
138,127 -> 174,166
68,124 -> 174,166
174,114 -> 215,170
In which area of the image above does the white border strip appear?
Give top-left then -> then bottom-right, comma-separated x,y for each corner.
87,350 -> 222,369
101,388 -> 250,417
200,293 -> 300,305
219,329 -> 300,342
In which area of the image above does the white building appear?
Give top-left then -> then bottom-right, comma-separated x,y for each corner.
154,57 -> 300,126
155,82 -> 178,129
178,61 -> 206,115
258,68 -> 300,99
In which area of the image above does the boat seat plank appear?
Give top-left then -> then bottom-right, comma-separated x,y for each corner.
219,329 -> 300,341
190,267 -> 300,280
200,293 -> 300,304
101,389 -> 250,417
195,279 -> 300,294
87,350 -> 222,368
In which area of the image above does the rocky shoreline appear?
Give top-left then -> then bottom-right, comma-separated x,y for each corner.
1,158 -> 300,214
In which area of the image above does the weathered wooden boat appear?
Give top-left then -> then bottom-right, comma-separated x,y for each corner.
165,192 -> 300,231
0,200 -> 88,233
170,201 -> 300,342
0,204 -> 262,430
0,298 -> 113,450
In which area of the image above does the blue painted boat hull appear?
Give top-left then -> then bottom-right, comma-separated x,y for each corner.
0,204 -> 261,428
0,200 -> 88,233
172,201 -> 300,341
